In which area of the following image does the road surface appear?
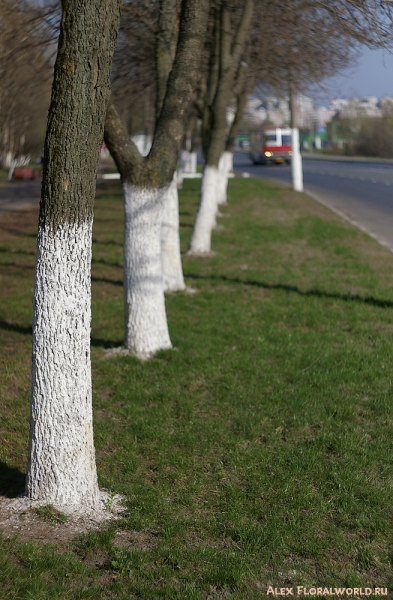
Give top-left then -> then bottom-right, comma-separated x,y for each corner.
233,152 -> 393,253
0,180 -> 41,217
0,158 -> 117,217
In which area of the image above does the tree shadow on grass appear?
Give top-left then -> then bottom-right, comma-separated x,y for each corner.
92,238 -> 122,247
90,336 -> 123,349
0,247 -> 36,257
0,261 -> 35,269
0,320 -> 32,336
0,462 -> 25,498
0,321 -> 121,349
184,273 -> 393,309
0,225 -> 37,239
91,276 -> 122,286
91,257 -> 123,268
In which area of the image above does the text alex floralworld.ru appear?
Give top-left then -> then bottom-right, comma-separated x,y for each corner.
266,586 -> 388,597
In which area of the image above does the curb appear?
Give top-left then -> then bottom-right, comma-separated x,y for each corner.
302,153 -> 393,165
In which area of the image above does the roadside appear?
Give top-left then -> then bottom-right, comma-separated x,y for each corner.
1,176 -> 392,597
234,151 -> 393,255
0,179 -> 41,216
302,152 -> 393,165
237,145 -> 393,165
0,157 -> 117,217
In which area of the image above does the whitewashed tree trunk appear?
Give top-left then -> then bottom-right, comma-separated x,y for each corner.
177,149 -> 197,188
7,158 -> 17,181
291,127 -> 303,192
23,0 -> 122,513
227,151 -> 233,173
5,151 -> 12,168
217,151 -> 233,205
187,151 -> 197,173
26,221 -> 100,507
188,165 -> 218,254
123,183 -> 172,356
177,149 -> 189,189
161,174 -> 186,292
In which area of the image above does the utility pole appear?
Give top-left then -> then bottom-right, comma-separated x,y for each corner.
309,103 -> 314,154
289,74 -> 303,192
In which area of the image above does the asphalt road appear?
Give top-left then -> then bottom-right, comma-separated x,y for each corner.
0,159 -> 113,217
233,152 -> 393,253
0,179 -> 41,217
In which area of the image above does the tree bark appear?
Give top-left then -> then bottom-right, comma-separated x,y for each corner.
105,0 -> 209,355
189,0 -> 254,254
156,0 -> 181,121
217,150 -> 233,205
216,79 -> 253,205
177,112 -> 199,187
161,173 -> 186,291
25,0 -> 122,508
226,80 -> 252,154
123,183 -> 172,355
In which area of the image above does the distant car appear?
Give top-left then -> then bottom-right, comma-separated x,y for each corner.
14,168 -> 41,180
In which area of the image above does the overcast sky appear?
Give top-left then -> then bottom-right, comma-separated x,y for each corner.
316,47 -> 393,106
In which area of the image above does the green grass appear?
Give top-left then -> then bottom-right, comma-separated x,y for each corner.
34,505 -> 69,525
1,177 -> 393,598
0,167 -> 9,182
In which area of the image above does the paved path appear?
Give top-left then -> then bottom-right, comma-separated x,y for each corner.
0,180 -> 41,217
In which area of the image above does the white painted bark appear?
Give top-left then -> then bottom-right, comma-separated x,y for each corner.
130,134 -> 153,157
217,151 -> 233,205
161,174 -> 186,292
123,183 -> 172,356
291,127 -> 303,192
26,221 -> 100,507
224,151 -> 233,172
187,151 -> 197,174
177,149 -> 188,188
188,165 -> 218,254
177,149 -> 198,188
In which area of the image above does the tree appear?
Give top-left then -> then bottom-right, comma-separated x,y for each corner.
0,1 -> 54,169
217,61 -> 255,204
25,0 -> 122,510
188,0 -> 255,255
111,0 -> 158,139
104,0 -> 210,357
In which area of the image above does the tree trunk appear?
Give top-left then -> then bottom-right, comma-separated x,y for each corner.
25,0 -> 122,509
189,0 -> 255,254
177,149 -> 197,188
161,174 -> 186,292
105,0 -> 209,355
155,0 -> 181,121
123,183 -> 172,356
177,148 -> 188,188
217,80 -> 252,206
217,150 -> 233,205
188,165 -> 218,254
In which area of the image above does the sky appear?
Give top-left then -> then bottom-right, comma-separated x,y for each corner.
318,47 -> 393,106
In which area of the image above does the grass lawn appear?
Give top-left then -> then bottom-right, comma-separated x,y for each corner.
0,176 -> 392,599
